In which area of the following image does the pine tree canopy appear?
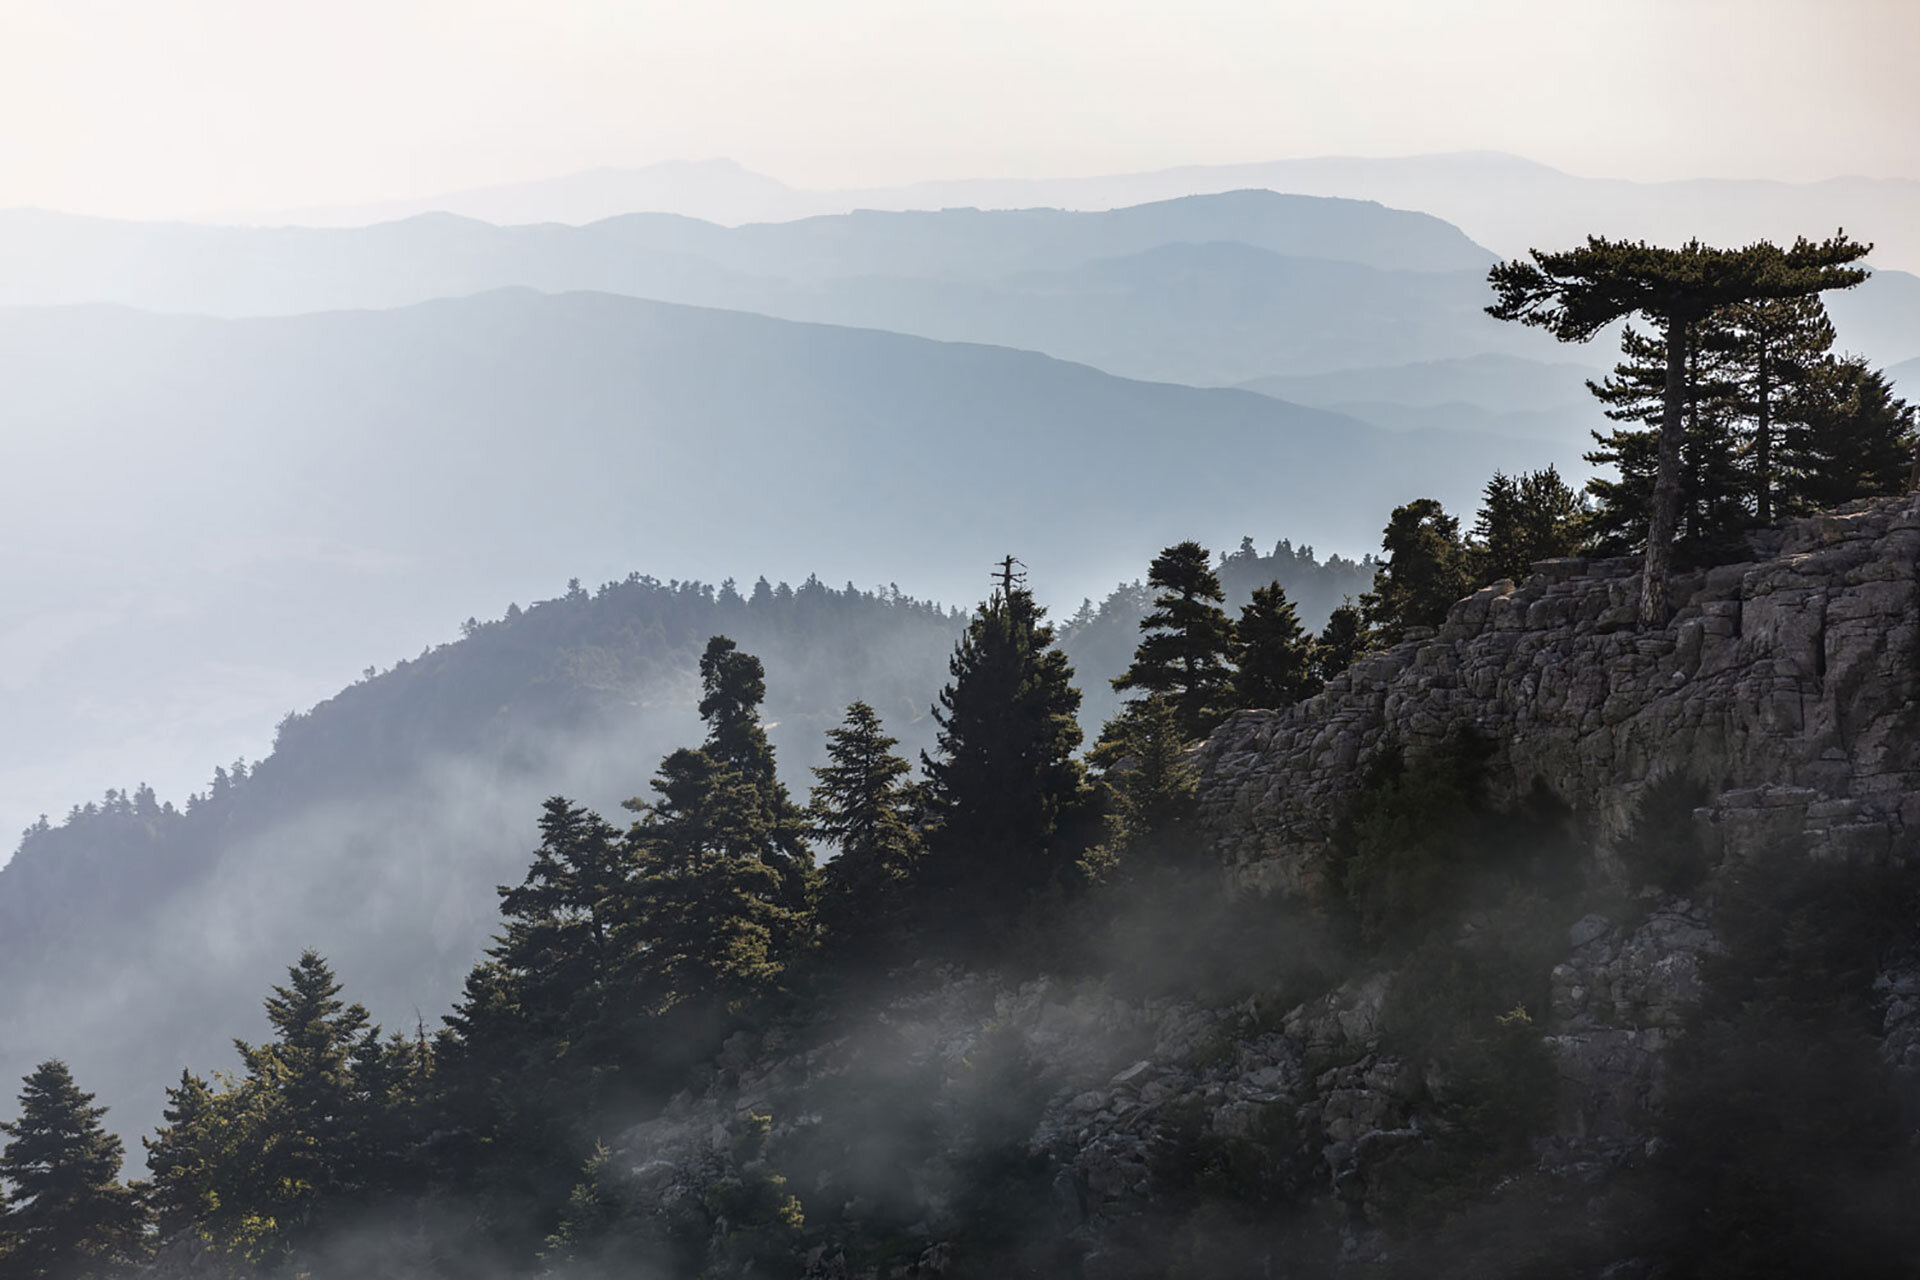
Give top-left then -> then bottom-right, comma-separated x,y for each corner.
1488,232 -> 1872,621
0,1061 -> 148,1280
1361,500 -> 1472,645
1234,582 -> 1320,710
810,701 -> 919,951
1112,541 -> 1238,738
921,577 -> 1088,923
1470,467 -> 1586,584
1313,603 -> 1372,687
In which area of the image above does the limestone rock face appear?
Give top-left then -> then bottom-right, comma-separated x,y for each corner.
1198,496 -> 1920,897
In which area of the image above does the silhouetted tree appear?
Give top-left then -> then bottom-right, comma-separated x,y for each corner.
1233,582 -> 1319,709
1489,233 -> 1871,619
1361,500 -> 1472,644
1781,360 -> 1917,512
1469,467 -> 1586,583
1112,541 -> 1238,738
810,702 -> 918,953
920,570 -> 1089,929
1314,603 -> 1371,686
0,1061 -> 148,1279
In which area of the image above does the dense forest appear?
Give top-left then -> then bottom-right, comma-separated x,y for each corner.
5,241 -> 1919,1279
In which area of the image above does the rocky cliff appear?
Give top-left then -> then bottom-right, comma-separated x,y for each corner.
1200,494 -> 1920,895
568,498 -> 1920,1278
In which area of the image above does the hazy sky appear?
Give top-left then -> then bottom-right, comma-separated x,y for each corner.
2,0 -> 1916,219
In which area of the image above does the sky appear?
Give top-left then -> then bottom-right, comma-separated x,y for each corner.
1,0 -> 1916,220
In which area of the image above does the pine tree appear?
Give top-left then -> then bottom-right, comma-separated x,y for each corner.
1112,541 -> 1238,738
920,566 -> 1089,928
1489,233 -> 1871,620
809,702 -> 918,953
1582,318 -> 1748,556
1313,604 -> 1372,686
141,1070 -> 217,1239
0,1061 -> 149,1280
1097,695 -> 1200,868
1360,499 -> 1472,644
693,636 -> 812,919
621,747 -> 810,1015
1781,359 -> 1917,512
1233,582 -> 1319,709
1470,467 -> 1586,582
1717,295 -> 1839,523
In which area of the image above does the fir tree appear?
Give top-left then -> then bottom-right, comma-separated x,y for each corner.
1313,603 -> 1372,686
1717,294 -> 1838,524
694,636 -> 811,918
920,565 -> 1089,928
809,702 -> 918,954
1097,695 -> 1200,868
1470,467 -> 1586,583
1233,582 -> 1319,709
621,748 -> 808,1015
0,1061 -> 149,1280
1112,541 -> 1238,738
1489,233 -> 1871,620
1781,359 -> 1917,512
1360,500 -> 1472,644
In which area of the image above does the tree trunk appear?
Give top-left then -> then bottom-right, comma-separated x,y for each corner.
1756,338 -> 1773,524
1641,318 -> 1688,624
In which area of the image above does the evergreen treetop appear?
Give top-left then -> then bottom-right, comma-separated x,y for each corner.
1112,541 -> 1238,738
0,1061 -> 148,1280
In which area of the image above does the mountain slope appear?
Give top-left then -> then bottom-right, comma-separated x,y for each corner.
0,190 -> 1491,315
0,289 -> 1582,863
247,152 -> 1920,276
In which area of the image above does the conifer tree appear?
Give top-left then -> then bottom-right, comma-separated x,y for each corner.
1470,467 -> 1586,583
1718,295 -> 1839,523
621,747 -> 810,1015
1112,541 -> 1238,738
920,564 -> 1089,925
1313,603 -> 1371,686
0,1061 -> 149,1279
141,1070 -> 217,1239
1097,695 -> 1200,868
809,702 -> 918,952
1781,359 -> 1917,512
1489,233 -> 1871,620
1233,582 -> 1319,709
694,636 -> 812,916
1360,500 -> 1472,644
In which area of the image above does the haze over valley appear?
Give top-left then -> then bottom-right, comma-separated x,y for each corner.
5,3 -> 1920,1272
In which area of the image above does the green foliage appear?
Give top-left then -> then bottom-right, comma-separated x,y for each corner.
1613,772 -> 1712,894
919,579 -> 1090,936
1781,358 -> 1918,512
1333,735 -> 1493,945
142,952 -> 424,1268
1489,232 -> 1873,617
1360,500 -> 1473,645
1112,541 -> 1239,738
810,701 -> 920,957
1312,601 -> 1372,686
1233,581 -> 1320,709
1090,694 -> 1200,872
0,1061 -> 149,1280
1649,847 -> 1920,1278
1468,466 -> 1585,584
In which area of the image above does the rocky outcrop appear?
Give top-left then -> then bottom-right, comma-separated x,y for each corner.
1199,496 -> 1920,897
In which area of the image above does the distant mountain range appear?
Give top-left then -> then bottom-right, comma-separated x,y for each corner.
234,152 -> 1920,278
0,288 -> 1583,856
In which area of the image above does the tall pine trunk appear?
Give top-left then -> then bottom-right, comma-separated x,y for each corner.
1641,319 -> 1689,624
1755,343 -> 1773,524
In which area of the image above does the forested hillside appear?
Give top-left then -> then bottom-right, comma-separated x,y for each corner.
0,538 -> 1367,1150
